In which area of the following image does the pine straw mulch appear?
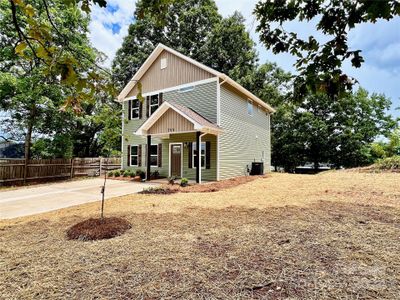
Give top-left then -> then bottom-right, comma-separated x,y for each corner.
140,175 -> 264,194
66,217 -> 131,241
1,171 -> 400,299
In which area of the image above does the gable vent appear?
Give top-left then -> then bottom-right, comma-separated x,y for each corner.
160,58 -> 167,69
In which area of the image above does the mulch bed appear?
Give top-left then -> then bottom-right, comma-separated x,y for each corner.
140,175 -> 266,194
66,217 -> 131,241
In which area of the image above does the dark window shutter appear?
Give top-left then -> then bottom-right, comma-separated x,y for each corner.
127,144 -> 131,166
139,100 -> 143,119
188,142 -> 193,168
158,143 -> 162,167
128,100 -> 132,120
138,144 -> 142,167
146,96 -> 150,117
159,92 -> 163,106
206,141 -> 211,169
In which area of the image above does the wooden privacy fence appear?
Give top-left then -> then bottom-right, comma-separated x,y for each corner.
0,157 -> 121,185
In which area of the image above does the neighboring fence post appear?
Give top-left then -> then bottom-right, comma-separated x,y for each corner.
70,158 -> 74,179
23,158 -> 27,184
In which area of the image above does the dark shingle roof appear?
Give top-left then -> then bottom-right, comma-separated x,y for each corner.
168,102 -> 221,130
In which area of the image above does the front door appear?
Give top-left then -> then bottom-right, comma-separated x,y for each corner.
170,144 -> 182,178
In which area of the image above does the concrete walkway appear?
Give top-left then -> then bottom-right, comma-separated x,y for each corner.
0,178 -> 159,219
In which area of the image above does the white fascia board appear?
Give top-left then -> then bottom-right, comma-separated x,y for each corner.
117,45 -> 164,100
120,77 -> 218,102
117,43 -> 220,101
220,75 -> 276,113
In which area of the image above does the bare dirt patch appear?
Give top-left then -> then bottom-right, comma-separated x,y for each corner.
66,217 -> 131,241
140,175 -> 264,194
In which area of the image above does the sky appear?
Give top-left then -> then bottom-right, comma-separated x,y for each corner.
90,0 -> 398,118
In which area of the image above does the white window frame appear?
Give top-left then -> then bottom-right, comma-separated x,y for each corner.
149,94 -> 159,116
149,144 -> 159,167
247,100 -> 253,116
192,142 -> 206,169
131,99 -> 140,120
130,145 -> 139,167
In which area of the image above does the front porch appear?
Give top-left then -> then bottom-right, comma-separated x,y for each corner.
135,102 -> 221,183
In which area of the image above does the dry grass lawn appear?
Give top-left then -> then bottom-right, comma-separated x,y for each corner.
1,171 -> 399,299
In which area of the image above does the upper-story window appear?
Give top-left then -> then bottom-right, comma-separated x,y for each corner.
131,100 -> 140,119
247,100 -> 253,116
147,93 -> 163,117
150,95 -> 159,114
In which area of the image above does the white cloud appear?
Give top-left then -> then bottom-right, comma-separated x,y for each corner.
88,0 -> 399,116
88,0 -> 136,67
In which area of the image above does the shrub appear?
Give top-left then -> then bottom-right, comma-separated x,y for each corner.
168,176 -> 176,185
129,170 -> 136,177
375,156 -> 400,170
107,171 -> 114,177
180,178 -> 189,187
139,186 -> 177,194
137,170 -> 146,179
114,170 -> 121,177
123,170 -> 131,177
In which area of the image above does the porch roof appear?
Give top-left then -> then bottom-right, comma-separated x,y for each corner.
135,102 -> 222,136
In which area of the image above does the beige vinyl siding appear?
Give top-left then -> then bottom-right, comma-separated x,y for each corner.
122,81 -> 218,181
219,84 -> 271,179
127,50 -> 214,97
148,108 -> 194,135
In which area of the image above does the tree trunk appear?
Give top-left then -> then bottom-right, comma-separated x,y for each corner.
313,160 -> 319,171
23,117 -> 33,184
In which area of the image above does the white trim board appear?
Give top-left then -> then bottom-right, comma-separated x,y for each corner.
120,77 -> 218,102
116,43 -> 275,113
135,101 -> 222,136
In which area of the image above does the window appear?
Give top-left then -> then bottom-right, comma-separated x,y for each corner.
131,145 -> 138,166
150,144 -> 158,166
150,94 -> 159,115
192,142 -> 206,168
247,100 -> 253,115
131,100 -> 140,119
179,86 -> 194,93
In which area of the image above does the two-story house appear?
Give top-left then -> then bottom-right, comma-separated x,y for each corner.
117,44 -> 275,183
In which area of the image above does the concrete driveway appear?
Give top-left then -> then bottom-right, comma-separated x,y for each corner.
0,178 -> 159,219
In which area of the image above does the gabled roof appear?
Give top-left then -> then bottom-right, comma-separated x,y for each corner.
136,101 -> 222,136
118,43 -> 275,113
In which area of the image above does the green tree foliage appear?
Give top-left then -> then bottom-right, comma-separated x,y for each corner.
254,0 -> 400,99
0,0 -> 119,159
370,128 -> 400,160
6,0 -> 114,111
112,0 -> 257,88
272,89 -> 395,171
197,12 -> 257,82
